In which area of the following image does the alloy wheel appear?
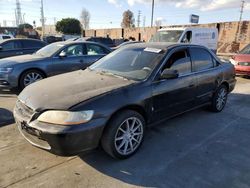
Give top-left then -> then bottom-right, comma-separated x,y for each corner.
216,87 -> 227,111
114,117 -> 144,155
23,72 -> 43,87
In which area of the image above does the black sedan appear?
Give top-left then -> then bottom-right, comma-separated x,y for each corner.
0,38 -> 46,59
0,41 -> 111,90
14,43 -> 236,159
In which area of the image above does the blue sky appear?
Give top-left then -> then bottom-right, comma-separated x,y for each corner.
0,0 -> 250,28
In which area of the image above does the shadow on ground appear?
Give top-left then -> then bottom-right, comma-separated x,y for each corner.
0,89 -> 20,96
0,108 -> 14,127
78,93 -> 250,187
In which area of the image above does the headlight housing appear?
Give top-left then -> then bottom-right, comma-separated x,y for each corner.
229,59 -> 238,66
37,110 -> 94,125
0,67 -> 13,73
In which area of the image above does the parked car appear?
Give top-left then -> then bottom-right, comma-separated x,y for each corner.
42,35 -> 63,44
77,37 -> 116,48
0,34 -> 14,40
0,41 -> 111,90
150,27 -> 218,53
0,38 -> 46,59
230,44 -> 250,77
14,43 -> 236,159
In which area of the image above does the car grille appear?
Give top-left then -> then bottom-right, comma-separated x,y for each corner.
238,62 -> 250,66
15,100 -> 34,121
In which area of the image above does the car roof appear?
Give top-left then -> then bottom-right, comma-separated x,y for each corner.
51,40 -> 112,50
0,38 -> 45,44
121,42 -> 206,51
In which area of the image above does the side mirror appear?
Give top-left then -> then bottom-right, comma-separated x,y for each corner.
0,46 -> 2,51
59,51 -> 67,58
160,69 -> 179,79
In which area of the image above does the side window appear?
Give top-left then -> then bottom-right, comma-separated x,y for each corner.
165,49 -> 191,75
86,44 -> 106,55
2,41 -> 21,50
61,44 -> 84,57
190,48 -> 213,71
22,40 -> 44,48
181,31 -> 192,43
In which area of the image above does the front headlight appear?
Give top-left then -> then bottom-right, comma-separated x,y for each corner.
0,67 -> 13,73
229,59 -> 238,66
37,110 -> 94,125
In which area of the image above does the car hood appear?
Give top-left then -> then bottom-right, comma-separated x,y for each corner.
18,69 -> 135,111
233,54 -> 250,62
0,54 -> 45,67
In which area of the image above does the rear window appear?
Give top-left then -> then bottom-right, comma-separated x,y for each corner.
240,44 -> 250,54
190,48 -> 213,71
2,36 -> 11,39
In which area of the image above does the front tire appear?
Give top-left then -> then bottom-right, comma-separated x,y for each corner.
101,110 -> 145,159
19,70 -> 45,90
210,85 -> 228,112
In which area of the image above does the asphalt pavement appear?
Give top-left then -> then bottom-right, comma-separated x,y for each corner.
0,77 -> 249,188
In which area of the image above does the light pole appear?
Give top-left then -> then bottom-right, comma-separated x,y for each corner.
23,13 -> 25,23
151,0 -> 154,27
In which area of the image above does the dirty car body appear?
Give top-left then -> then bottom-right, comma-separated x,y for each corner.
14,43 -> 236,157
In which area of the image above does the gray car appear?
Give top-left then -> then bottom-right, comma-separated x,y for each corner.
0,41 -> 111,90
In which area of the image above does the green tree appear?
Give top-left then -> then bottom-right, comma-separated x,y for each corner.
18,23 -> 33,30
56,18 -> 81,35
121,10 -> 135,28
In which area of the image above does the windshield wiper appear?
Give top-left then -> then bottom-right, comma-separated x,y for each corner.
97,70 -> 129,80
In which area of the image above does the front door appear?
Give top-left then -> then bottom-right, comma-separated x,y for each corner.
152,47 -> 197,121
51,44 -> 87,76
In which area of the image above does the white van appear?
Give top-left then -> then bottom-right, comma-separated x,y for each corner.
0,34 -> 14,40
150,27 -> 218,53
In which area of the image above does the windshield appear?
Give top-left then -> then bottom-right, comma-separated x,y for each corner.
35,43 -> 65,57
90,47 -> 165,81
150,30 -> 183,42
240,44 -> 250,54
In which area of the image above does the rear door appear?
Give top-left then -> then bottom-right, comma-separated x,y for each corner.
189,47 -> 221,105
83,43 -> 109,65
152,47 -> 197,120
51,44 -> 87,75
21,40 -> 45,55
0,40 -> 22,58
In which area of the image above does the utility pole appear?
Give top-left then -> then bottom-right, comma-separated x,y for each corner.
235,0 -> 245,41
137,10 -> 141,28
239,0 -> 245,22
40,0 -> 45,38
143,16 -> 146,28
151,0 -> 154,27
16,0 -> 23,26
54,17 -> 57,25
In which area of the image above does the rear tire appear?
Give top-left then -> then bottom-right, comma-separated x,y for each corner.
101,110 -> 145,159
210,85 -> 228,112
19,70 -> 45,90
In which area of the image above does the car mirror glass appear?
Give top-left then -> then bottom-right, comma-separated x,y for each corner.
59,51 -> 67,58
160,69 -> 179,79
